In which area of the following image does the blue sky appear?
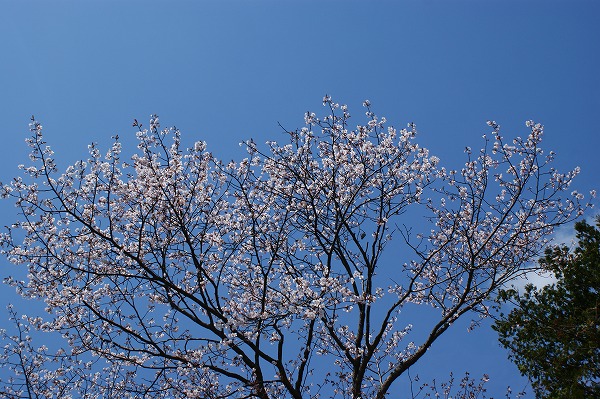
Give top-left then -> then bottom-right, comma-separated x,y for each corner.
1,0 -> 599,396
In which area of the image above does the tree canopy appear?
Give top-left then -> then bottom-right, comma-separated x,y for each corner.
494,219 -> 600,398
0,98 -> 592,398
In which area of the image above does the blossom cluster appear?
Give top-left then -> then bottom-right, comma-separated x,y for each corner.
0,101 -> 591,399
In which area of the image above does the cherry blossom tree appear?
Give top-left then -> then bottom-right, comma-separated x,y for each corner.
0,97 -> 592,398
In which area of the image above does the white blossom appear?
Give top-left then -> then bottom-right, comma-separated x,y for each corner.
0,102 -> 590,399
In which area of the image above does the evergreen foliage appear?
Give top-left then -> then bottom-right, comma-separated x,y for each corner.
495,219 -> 600,398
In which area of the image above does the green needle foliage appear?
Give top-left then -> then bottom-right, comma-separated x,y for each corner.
494,219 -> 600,399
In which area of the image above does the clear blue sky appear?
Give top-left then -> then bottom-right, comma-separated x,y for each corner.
1,0 -> 599,396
